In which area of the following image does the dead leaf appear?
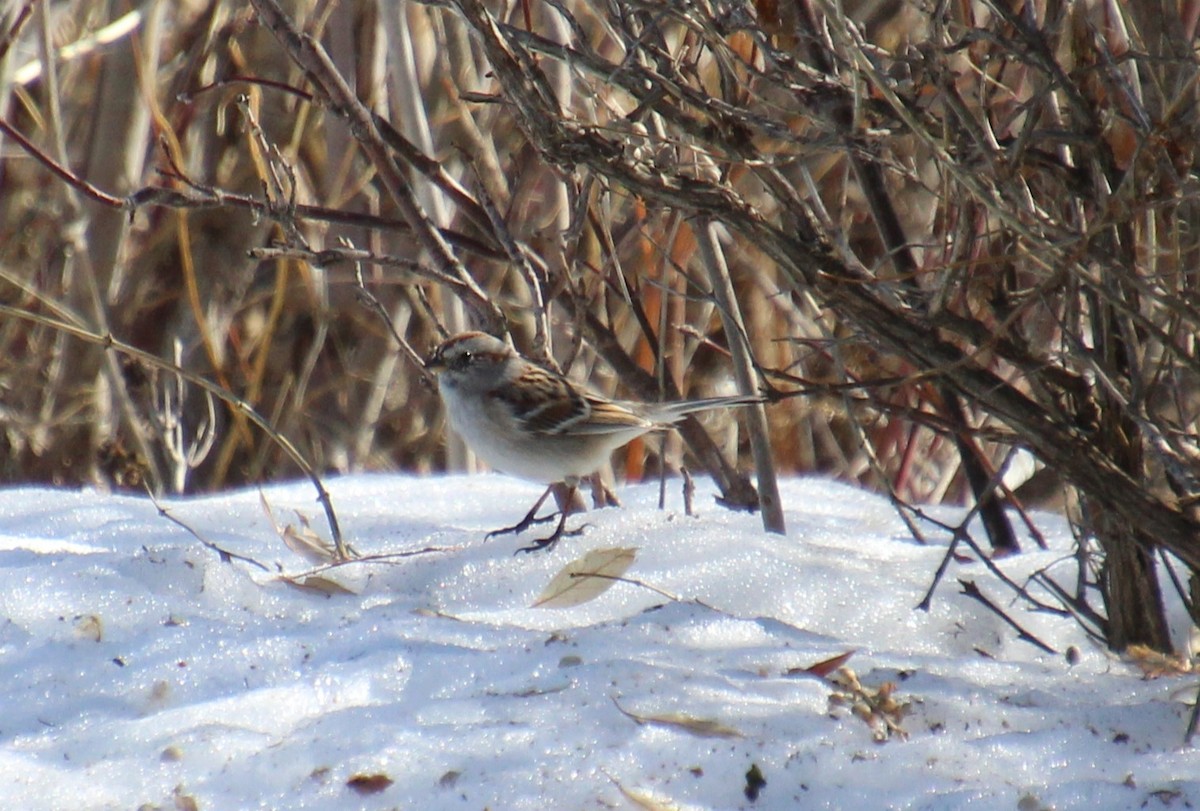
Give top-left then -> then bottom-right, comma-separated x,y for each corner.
281,522 -> 338,565
612,697 -> 742,739
346,773 -> 393,795
645,714 -> 742,739
1124,644 -> 1194,678
826,666 -> 909,742
786,650 -> 855,678
532,547 -> 637,608
601,767 -> 692,811
279,574 -> 357,596
618,783 -> 685,810
260,491 -> 337,564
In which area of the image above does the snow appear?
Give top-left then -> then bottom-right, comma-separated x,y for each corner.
0,474 -> 1196,810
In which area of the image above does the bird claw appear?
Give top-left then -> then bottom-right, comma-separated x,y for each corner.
484,511 -> 558,540
485,482 -> 588,553
514,523 -> 588,555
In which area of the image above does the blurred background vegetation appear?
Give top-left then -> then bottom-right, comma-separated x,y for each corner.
3,0 -> 1200,655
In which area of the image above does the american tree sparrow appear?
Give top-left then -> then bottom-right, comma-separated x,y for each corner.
425,331 -> 761,552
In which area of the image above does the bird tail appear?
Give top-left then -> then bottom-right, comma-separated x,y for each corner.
648,394 -> 764,423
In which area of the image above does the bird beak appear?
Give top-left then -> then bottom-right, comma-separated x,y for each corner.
424,351 -> 445,373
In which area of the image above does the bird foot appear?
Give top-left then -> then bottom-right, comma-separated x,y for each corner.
514,522 -> 588,555
485,511 -> 558,540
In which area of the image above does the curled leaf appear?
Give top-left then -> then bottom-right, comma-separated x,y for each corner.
260,490 -> 337,564
281,521 -> 338,565
279,574 -> 357,596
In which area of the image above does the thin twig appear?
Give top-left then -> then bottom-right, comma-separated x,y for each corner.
0,301 -> 351,559
249,0 -> 506,335
352,261 -> 433,383
146,486 -> 271,572
958,579 -> 1056,655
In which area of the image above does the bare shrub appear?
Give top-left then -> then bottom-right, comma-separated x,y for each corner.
3,1 -> 1199,651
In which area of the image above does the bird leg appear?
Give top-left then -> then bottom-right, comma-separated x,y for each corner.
515,481 -> 587,554
588,475 -> 621,509
485,484 -> 559,540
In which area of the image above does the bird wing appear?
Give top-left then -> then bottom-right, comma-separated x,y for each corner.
489,371 -> 654,436
566,396 -> 654,435
490,372 -> 594,435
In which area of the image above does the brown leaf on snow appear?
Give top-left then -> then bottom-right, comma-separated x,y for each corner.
532,547 -> 638,608
612,697 -> 742,739
260,491 -> 337,564
278,574 -> 357,596
281,521 -> 338,565
827,666 -> 909,742
346,773 -> 394,795
1123,644 -> 1194,679
786,649 -> 855,678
